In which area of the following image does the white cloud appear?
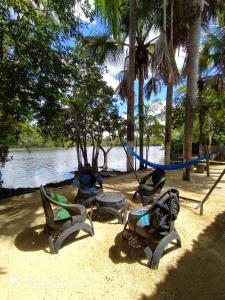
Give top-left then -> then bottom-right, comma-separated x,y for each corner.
74,0 -> 94,23
103,71 -> 119,90
175,47 -> 186,71
103,60 -> 124,91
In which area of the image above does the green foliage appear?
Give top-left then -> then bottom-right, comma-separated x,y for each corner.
0,0 -> 84,164
46,50 -> 123,168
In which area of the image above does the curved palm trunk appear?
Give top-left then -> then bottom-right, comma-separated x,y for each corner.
138,65 -> 145,169
164,82 -> 173,164
126,0 -> 137,172
183,13 -> 201,181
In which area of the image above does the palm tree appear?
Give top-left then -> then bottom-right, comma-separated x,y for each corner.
182,0 -> 223,180
86,4 -> 160,170
126,0 -> 137,171
94,0 -> 137,172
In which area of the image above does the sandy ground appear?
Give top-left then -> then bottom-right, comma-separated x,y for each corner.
0,165 -> 225,300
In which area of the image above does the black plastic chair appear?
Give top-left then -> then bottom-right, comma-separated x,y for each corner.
73,166 -> 103,208
40,185 -> 94,254
133,169 -> 166,205
123,187 -> 181,269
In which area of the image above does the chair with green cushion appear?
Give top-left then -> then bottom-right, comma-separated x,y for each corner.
40,185 -> 94,254
133,169 -> 166,205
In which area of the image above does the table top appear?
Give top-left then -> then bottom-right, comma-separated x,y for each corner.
96,191 -> 125,204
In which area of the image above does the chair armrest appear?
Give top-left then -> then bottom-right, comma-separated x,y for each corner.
49,199 -> 86,216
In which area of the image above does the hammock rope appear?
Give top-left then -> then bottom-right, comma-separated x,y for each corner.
124,144 -> 225,171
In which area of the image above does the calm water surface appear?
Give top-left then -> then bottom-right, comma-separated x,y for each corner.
1,146 -> 164,188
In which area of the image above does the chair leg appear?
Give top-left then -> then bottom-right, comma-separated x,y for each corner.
150,230 -> 181,269
122,200 -> 128,224
44,225 -> 56,254
54,223 -> 93,253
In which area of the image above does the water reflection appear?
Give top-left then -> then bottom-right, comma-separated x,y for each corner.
1,146 -> 164,188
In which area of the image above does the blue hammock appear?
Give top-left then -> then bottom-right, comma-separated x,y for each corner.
125,144 -> 225,171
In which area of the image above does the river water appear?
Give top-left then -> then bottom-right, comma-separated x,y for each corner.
1,146 -> 164,188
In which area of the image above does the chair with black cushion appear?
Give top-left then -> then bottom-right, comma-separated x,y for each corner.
123,187 -> 181,269
40,185 -> 94,254
133,169 -> 166,205
73,166 -> 104,208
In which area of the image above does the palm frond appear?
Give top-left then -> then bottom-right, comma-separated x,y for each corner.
204,74 -> 225,94
144,77 -> 162,100
115,69 -> 129,101
83,34 -> 125,65
94,0 -> 125,41
152,30 -> 180,84
174,85 -> 186,98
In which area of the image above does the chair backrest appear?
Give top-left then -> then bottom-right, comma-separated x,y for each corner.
150,188 -> 180,232
75,166 -> 103,189
128,188 -> 179,234
40,185 -> 54,222
152,169 -> 166,187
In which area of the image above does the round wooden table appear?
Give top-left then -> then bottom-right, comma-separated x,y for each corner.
95,192 -> 128,224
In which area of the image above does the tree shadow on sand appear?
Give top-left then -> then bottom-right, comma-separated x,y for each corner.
137,211 -> 225,300
0,192 -> 43,240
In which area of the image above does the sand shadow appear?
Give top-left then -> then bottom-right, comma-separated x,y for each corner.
14,224 -> 49,252
14,224 -> 91,253
109,231 -> 181,268
138,211 -> 225,300
0,192 -> 42,239
0,267 -> 6,275
109,232 -> 147,265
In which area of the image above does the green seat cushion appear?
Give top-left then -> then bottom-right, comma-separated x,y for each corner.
50,192 -> 69,204
56,208 -> 71,219
140,184 -> 154,191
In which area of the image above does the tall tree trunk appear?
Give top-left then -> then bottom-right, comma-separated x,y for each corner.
183,12 -> 202,181
0,31 -> 4,60
164,82 -> 173,164
75,138 -> 82,169
126,0 -> 137,172
198,110 -> 205,156
92,145 -> 99,171
138,65 -> 144,169
164,0 -> 175,164
81,143 -> 88,167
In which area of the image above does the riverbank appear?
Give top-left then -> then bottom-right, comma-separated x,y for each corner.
0,169 -> 126,200
0,165 -> 225,299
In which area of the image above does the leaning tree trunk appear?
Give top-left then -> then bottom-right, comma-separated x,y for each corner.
183,11 -> 202,181
100,145 -> 113,170
126,0 -> 137,172
138,65 -> 145,169
164,82 -> 173,164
